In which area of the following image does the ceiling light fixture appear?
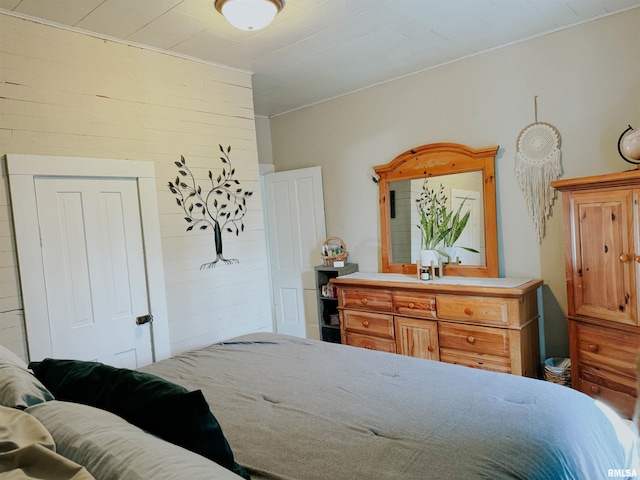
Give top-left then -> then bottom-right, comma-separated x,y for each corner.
215,0 -> 284,31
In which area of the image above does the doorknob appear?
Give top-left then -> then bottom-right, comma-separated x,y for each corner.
136,314 -> 153,325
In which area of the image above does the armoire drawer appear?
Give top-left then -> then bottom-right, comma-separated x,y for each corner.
438,323 -> 510,357
575,323 -> 640,379
578,362 -> 637,397
436,295 -> 509,325
392,293 -> 436,319
577,377 -> 636,419
345,332 -> 396,353
342,310 -> 394,339
340,288 -> 393,312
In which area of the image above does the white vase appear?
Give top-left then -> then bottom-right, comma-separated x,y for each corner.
440,246 -> 458,263
419,249 -> 440,266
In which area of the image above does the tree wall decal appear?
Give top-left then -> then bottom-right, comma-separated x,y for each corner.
168,145 -> 253,269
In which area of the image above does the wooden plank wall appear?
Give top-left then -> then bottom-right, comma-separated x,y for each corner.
0,13 -> 272,361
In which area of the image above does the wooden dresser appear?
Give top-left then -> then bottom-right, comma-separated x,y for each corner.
331,273 -> 542,377
552,170 -> 640,418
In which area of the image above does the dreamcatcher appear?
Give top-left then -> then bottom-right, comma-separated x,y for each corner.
515,97 -> 562,243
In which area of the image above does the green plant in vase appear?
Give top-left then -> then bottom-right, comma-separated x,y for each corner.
416,181 -> 449,252
416,179 -> 479,264
440,196 -> 480,263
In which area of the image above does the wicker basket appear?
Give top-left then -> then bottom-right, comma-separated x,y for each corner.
321,237 -> 348,267
543,357 -> 571,386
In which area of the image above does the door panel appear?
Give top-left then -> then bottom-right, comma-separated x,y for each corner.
263,167 -> 326,338
51,191 -> 94,329
395,317 -> 439,360
35,177 -> 152,367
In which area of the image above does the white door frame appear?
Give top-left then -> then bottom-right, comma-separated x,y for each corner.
259,163 -> 277,331
6,154 -> 171,362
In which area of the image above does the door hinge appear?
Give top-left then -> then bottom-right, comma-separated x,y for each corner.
136,314 -> 153,325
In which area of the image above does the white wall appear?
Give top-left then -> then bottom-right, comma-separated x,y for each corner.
267,8 -> 640,358
255,116 -> 274,165
0,13 -> 272,360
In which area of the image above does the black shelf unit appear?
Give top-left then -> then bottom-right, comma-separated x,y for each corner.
314,264 -> 358,343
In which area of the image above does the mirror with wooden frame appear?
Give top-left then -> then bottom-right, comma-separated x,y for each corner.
375,142 -> 499,277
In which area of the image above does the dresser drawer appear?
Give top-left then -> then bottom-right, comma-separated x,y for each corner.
438,323 -> 510,356
345,332 -> 396,353
342,310 -> 394,339
439,349 -> 511,373
340,288 -> 393,312
393,293 -> 436,319
436,295 -> 509,325
575,323 -> 640,378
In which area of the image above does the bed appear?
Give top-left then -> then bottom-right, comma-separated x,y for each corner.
2,333 -> 638,479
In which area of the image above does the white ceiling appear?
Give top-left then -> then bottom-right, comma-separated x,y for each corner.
2,0 -> 639,117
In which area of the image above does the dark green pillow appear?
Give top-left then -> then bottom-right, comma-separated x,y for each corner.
28,359 -> 249,479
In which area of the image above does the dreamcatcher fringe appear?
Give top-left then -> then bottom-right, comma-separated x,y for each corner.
515,150 -> 561,243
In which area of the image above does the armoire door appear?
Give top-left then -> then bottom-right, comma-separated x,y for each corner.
568,189 -> 637,326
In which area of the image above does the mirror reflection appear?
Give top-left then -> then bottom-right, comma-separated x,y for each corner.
376,142 -> 499,277
389,172 -> 485,265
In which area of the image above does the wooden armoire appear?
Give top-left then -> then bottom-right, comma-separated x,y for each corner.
552,170 -> 640,418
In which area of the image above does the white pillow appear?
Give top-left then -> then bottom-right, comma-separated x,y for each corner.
0,344 -> 53,409
0,343 -> 28,368
27,401 -> 246,480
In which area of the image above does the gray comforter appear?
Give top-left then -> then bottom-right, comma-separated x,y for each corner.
141,333 -> 638,480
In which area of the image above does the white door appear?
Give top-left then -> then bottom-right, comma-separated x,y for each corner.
451,188 -> 483,265
7,154 -> 171,366
35,177 -> 152,367
263,167 -> 326,338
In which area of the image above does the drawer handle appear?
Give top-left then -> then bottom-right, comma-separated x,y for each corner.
590,385 -> 600,395
408,302 -> 415,309
464,307 -> 473,316
362,321 -> 370,328
365,344 -> 372,350
588,343 -> 599,353
361,298 -> 368,305
466,335 -> 476,344
427,345 -> 435,352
